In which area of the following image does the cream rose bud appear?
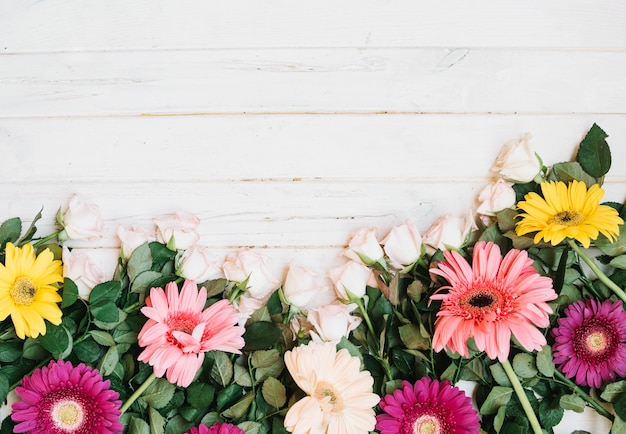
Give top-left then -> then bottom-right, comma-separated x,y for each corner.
153,211 -> 201,250
283,264 -> 336,311
344,227 -> 384,265
382,221 -> 423,269
62,246 -> 105,301
177,245 -> 222,283
491,132 -> 542,183
328,260 -> 372,300
58,195 -> 104,241
307,301 -> 361,343
476,178 -> 517,217
117,225 -> 156,259
423,210 -> 478,253
223,248 -> 280,299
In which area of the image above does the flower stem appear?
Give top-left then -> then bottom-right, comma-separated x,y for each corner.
353,297 -> 393,381
553,370 -> 614,422
567,239 -> 626,304
500,359 -> 543,434
120,372 -> 157,414
32,230 -> 61,248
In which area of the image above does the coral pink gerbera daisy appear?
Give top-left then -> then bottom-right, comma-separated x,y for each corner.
430,241 -> 557,362
376,378 -> 480,434
11,360 -> 122,434
185,422 -> 245,434
138,280 -> 245,387
552,298 -> 626,388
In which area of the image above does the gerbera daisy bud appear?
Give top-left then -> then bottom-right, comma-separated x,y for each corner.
516,180 -> 624,248
430,241 -> 557,362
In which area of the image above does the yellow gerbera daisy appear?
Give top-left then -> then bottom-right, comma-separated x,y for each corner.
0,243 -> 63,339
516,180 -> 624,248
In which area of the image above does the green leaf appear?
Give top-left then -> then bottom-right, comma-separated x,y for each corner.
262,377 -> 287,409
512,353 -> 538,379
398,323 -> 430,350
187,382 -> 215,409
17,208 -> 42,245
601,380 -> 626,402
216,383 -> 244,411
559,394 -> 586,413
489,363 -> 512,387
89,330 -> 116,346
234,363 -> 253,387
38,322 -> 70,356
538,397 -> 564,428
612,414 -> 626,434
551,161 -> 598,188
614,391 -> 626,421
148,406 -> 166,434
0,371 -> 9,403
0,341 -> 23,363
597,229 -> 626,257
221,392 -> 254,419
127,243 -> 154,282
610,254 -> 626,270
91,300 -> 120,322
61,277 -> 79,308
494,405 -> 507,433
210,350 -> 233,386
243,322 -> 282,351
89,280 -> 122,304
480,386 -> 513,415
535,346 -> 554,377
97,345 -> 119,376
131,270 -> 164,294
237,421 -> 266,434
251,349 -> 281,369
576,123 -> 611,178
73,338 -> 102,364
139,378 -> 176,410
0,217 -> 22,248
128,416 -> 150,434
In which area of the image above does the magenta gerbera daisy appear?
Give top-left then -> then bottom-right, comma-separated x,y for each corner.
11,360 -> 122,434
430,241 -> 557,362
552,298 -> 626,388
138,280 -> 246,387
376,378 -> 480,434
185,422 -> 245,434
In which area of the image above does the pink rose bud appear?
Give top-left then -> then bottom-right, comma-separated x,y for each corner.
307,301 -> 361,343
344,227 -> 384,265
62,246 -> 105,301
153,211 -> 200,250
491,133 -> 542,183
58,195 -> 104,241
382,221 -> 423,269
423,210 -> 477,254
476,178 -> 517,217
117,225 -> 156,259
223,248 -> 280,299
176,245 -> 222,283
283,264 -> 336,311
328,260 -> 372,300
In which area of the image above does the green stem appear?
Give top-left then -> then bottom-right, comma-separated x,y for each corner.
353,297 -> 393,381
501,359 -> 543,434
32,230 -> 61,248
568,239 -> 626,304
120,372 -> 157,414
553,370 -> 614,422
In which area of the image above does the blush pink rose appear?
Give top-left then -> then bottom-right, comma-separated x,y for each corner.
344,227 -> 384,265
58,195 -> 104,241
307,301 -> 361,343
117,225 -> 156,259
491,132 -> 542,183
328,260 -> 372,300
382,221 -> 423,269
153,212 -> 201,250
177,245 -> 222,283
423,210 -> 477,253
476,178 -> 516,217
62,246 -> 105,300
223,248 -> 280,299
282,264 -> 336,311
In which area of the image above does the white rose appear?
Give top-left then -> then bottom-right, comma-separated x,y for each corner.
307,301 -> 361,343
283,264 -> 336,311
59,195 -> 104,241
344,227 -> 384,265
223,248 -> 280,299
62,246 -> 105,301
423,210 -> 478,253
153,212 -> 201,250
476,178 -> 517,217
328,260 -> 372,300
234,293 -> 267,326
382,221 -> 423,269
117,225 -> 156,259
491,133 -> 542,183
177,245 -> 222,283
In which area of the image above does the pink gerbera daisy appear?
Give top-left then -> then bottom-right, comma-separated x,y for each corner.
552,298 -> 626,388
185,422 -> 245,434
138,280 -> 245,387
11,360 -> 122,434
430,241 -> 557,362
376,378 -> 480,434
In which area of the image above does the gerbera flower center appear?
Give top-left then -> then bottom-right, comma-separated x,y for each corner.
412,414 -> 441,434
549,210 -> 585,227
313,381 -> 344,413
468,292 -> 496,308
51,399 -> 85,431
10,276 -> 37,306
457,286 -> 506,321
574,319 -> 617,362
168,312 -> 198,335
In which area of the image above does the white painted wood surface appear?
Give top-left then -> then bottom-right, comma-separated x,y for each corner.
2,1 -> 625,432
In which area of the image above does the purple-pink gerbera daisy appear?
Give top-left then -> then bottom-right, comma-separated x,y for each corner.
552,298 -> 626,388
430,241 -> 557,362
138,280 -> 246,387
11,359 -> 122,434
185,422 -> 245,434
376,378 -> 480,434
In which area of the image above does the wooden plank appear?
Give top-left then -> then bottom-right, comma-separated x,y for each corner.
1,1 -> 625,51
1,49 -> 625,116
3,114 -> 626,182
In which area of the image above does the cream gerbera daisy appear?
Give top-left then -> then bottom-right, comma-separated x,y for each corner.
283,341 -> 379,434
0,243 -> 63,339
516,180 -> 623,248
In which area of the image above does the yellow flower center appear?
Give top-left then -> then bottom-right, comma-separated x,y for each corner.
51,399 -> 84,430
549,210 -> 585,227
413,415 -> 441,434
585,331 -> 608,353
314,381 -> 344,413
10,276 -> 37,306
